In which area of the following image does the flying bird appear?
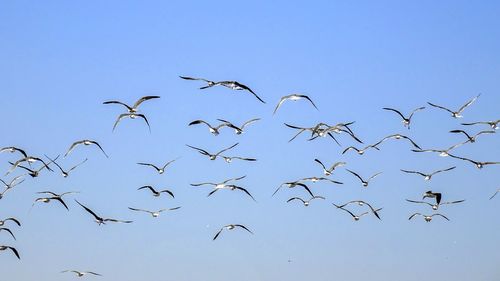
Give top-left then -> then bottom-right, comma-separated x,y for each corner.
0,245 -> 20,259
61,270 -> 102,277
128,207 -> 181,218
6,156 -> 53,175
7,161 -> 53,178
400,166 -> 456,181
448,154 -> 500,169
382,106 -> 425,129
333,203 -> 382,221
287,196 -> 325,206
373,134 -> 422,150
32,191 -> 78,210
45,155 -> 87,178
207,184 -> 256,202
0,217 -> 20,227
406,199 -> 465,210
342,144 -> 380,155
408,213 -> 449,222
449,129 -> 495,143
74,200 -> 132,225
427,94 -> 480,118
180,76 -> 265,103
273,94 -> 319,114
188,120 -> 231,136
64,140 -> 108,158
216,118 -> 260,135
137,185 -> 174,199
298,176 -> 343,185
0,175 -> 25,199
346,169 -> 382,187
461,120 -> 499,130
186,143 -> 238,161
103,95 -> 160,113
137,158 -> 178,174
334,200 -> 382,220
411,142 -> 467,157
213,224 -> 253,240
273,181 -> 314,197
314,159 -> 346,176
112,113 -> 151,132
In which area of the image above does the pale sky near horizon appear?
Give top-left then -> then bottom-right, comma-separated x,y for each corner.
1,1 -> 499,280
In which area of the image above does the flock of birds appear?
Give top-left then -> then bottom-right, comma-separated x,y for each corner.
1,76 -> 499,277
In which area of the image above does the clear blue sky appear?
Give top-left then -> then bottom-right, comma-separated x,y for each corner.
1,1 -> 499,280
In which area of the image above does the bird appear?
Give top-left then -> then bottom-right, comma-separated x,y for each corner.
427,94 -> 480,118
180,76 -> 265,103
191,176 -> 251,199
298,176 -> 343,185
213,224 -> 253,240
32,191 -> 78,210
45,155 -> 87,178
0,175 -> 25,199
346,169 -> 382,187
448,154 -> 500,169
186,143 -> 238,161
0,228 -> 16,240
333,203 -> 382,221
334,200 -> 382,220
220,156 -> 257,163
74,200 -> 132,225
287,196 -> 325,206
6,156 -> 54,175
112,113 -> 151,132
373,134 -> 422,150
61,270 -> 102,277
128,207 -> 181,218
449,129 -> 495,143
382,106 -> 425,129
408,213 -> 449,222
0,217 -> 21,227
400,166 -> 456,181
103,95 -> 160,113
462,120 -> 499,130
489,188 -> 500,200
273,181 -> 314,197
7,161 -> 52,178
422,191 -> 442,205
207,184 -> 256,202
342,144 -> 380,155
406,199 -> 465,210
137,158 -> 178,174
188,120 -> 231,136
137,185 -> 174,199
0,146 -> 27,158
314,159 -> 346,176
216,118 -> 260,135
0,245 -> 20,259
411,142 -> 467,157
273,94 -> 319,114
64,140 -> 108,158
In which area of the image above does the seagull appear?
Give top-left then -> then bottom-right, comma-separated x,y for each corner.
314,159 -> 346,176
7,161 -> 53,178
273,94 -> 319,114
112,113 -> 151,132
216,118 -> 260,135
64,140 -> 108,158
32,191 -> 78,210
180,76 -> 265,103
382,106 -> 425,129
45,155 -> 87,178
400,166 -> 456,181
408,213 -> 449,222
6,156 -> 53,175
334,200 -> 382,220
411,142 -> 467,157
0,175 -> 25,199
373,134 -> 422,150
449,129 -> 495,143
406,199 -> 465,210
191,176 -> 246,188
220,156 -> 257,163
206,184 -> 256,201
342,144 -> 380,155
490,188 -> 500,200
0,228 -> 16,240
448,154 -> 500,169
61,270 -> 102,277
462,120 -> 500,130
298,177 -> 343,185
287,196 -> 325,206
128,207 -> 181,218
74,200 -> 133,225
213,224 -> 253,240
346,169 -> 382,187
333,203 -> 382,221
427,94 -> 480,118
0,217 -> 21,227
273,181 -> 314,197
103,95 -> 160,113
137,158 -> 178,174
0,245 -> 20,259
0,146 -> 27,158
422,191 -> 442,205
137,185 -> 174,198
188,120 -> 230,136
186,143 -> 238,161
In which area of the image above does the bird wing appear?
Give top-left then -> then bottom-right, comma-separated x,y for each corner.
235,224 -> 253,234
432,214 -> 450,221
368,172 -> 383,181
408,106 -> 426,120
86,272 -> 102,276
137,162 -> 160,171
0,228 -> 16,240
405,199 -> 432,207
235,82 -> 266,104
241,118 -> 260,129
457,94 -> 480,114
138,185 -> 158,193
128,207 -> 150,213
132,95 -> 160,109
89,140 -> 109,158
383,107 -> 406,120
103,100 -> 132,111
189,119 -> 212,128
440,200 -> 465,205
186,144 -> 210,156
233,186 -> 257,202
408,213 -> 422,220
273,96 -> 289,114
8,246 -> 20,259
427,102 -> 455,114
215,143 -> 239,156
52,197 -> 69,210
136,114 -> 151,132
112,113 -> 131,132
160,189 -> 175,198
287,197 -> 305,204
179,76 -> 211,82
314,159 -> 327,171
489,189 -> 500,200
400,169 -> 426,177
301,95 -> 319,110
74,200 -> 102,221
432,166 -> 456,175
64,140 -> 85,157
5,217 -> 21,226
104,218 -> 133,223
68,158 -> 88,173
346,169 -> 364,183
213,228 -> 224,240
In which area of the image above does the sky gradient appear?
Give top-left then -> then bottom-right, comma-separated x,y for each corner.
1,1 -> 499,280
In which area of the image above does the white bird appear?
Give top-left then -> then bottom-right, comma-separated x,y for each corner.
64,140 -> 108,158
287,196 -> 325,206
373,134 -> 422,150
180,76 -> 265,103
188,120 -> 230,135
273,181 -> 314,197
334,200 -> 382,220
186,143 -> 238,161
333,203 -> 382,221
412,141 -> 467,157
462,120 -> 499,130
449,154 -> 500,169
45,155 -> 87,178
400,166 -> 456,181
137,158 -> 178,174
427,94 -> 480,118
346,169 -> 382,187
61,270 -> 102,277
216,118 -> 260,135
273,94 -> 319,114
74,200 -> 132,225
112,113 -> 151,132
128,207 -> 181,217
314,159 -> 346,176
207,184 -> 256,202
0,175 -> 25,199
213,224 -> 253,240
342,144 -> 380,155
406,199 -> 465,210
32,191 -> 78,210
408,213 -> 449,222
382,106 -> 425,129
137,185 -> 174,198
6,156 -> 53,175
103,95 -> 160,113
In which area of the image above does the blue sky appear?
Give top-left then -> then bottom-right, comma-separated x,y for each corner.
1,1 -> 499,280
